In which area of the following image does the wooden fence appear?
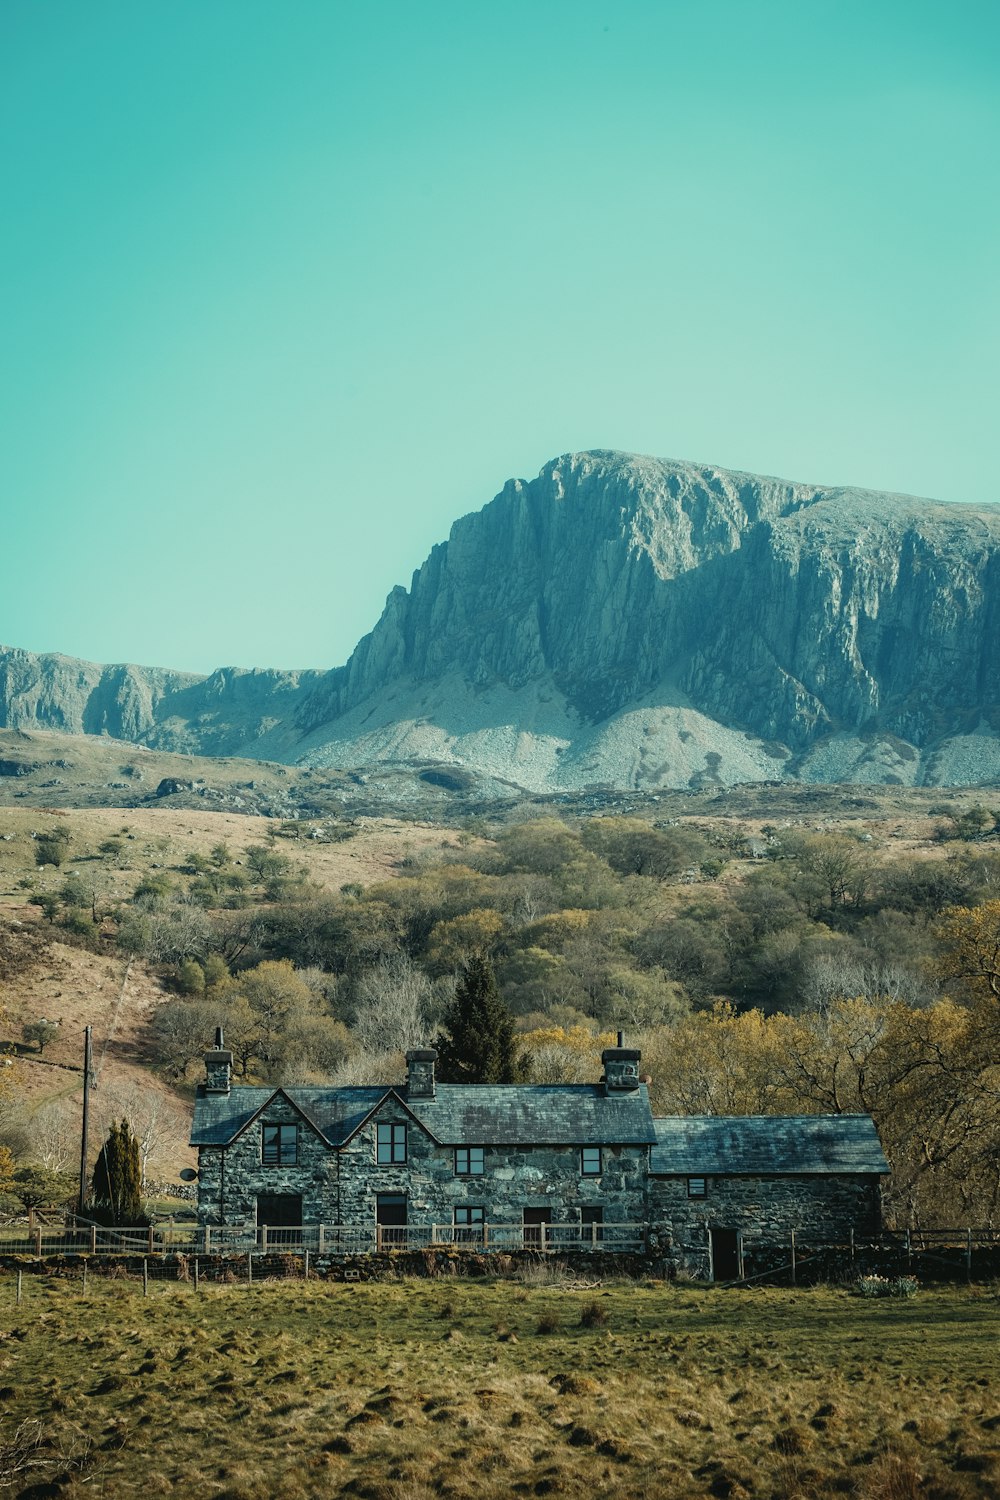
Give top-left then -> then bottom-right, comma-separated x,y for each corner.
0,1221 -> 648,1258
2,1222 -> 999,1277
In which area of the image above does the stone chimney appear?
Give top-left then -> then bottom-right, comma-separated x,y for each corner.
406,1048 -> 437,1100
204,1025 -> 233,1095
601,1031 -> 641,1095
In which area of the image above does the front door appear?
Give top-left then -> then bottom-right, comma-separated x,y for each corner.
376,1194 -> 407,1248
710,1228 -> 742,1281
523,1207 -> 551,1250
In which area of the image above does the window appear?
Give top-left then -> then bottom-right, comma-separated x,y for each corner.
687,1176 -> 707,1199
261,1123 -> 298,1166
256,1193 -> 302,1229
377,1122 -> 407,1164
581,1146 -> 602,1176
455,1146 -> 484,1176
453,1206 -> 484,1226
454,1205 -> 485,1244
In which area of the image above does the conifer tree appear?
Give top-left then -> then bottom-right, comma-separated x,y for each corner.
91,1118 -> 144,1225
436,954 -> 527,1084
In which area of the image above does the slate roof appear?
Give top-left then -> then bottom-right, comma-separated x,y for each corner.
190,1083 -> 658,1148
649,1115 -> 890,1176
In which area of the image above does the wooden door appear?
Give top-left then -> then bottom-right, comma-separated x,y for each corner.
710,1228 -> 741,1281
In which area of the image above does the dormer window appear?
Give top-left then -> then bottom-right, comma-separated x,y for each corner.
377,1122 -> 407,1164
262,1123 -> 298,1166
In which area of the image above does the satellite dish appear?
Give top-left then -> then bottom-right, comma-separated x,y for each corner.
178,1168 -> 199,1182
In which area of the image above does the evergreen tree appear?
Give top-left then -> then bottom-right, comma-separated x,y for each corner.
436,954 -> 527,1083
91,1119 -> 145,1225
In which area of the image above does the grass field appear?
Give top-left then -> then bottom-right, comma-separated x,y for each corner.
0,1276 -> 997,1498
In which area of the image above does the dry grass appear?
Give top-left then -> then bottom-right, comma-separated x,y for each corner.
0,1278 -> 997,1498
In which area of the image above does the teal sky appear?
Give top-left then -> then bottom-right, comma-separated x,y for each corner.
3,0 -> 998,676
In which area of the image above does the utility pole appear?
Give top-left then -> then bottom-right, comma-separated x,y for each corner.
78,1025 -> 94,1217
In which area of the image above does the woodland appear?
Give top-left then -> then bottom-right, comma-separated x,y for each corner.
2,797 -> 1000,1229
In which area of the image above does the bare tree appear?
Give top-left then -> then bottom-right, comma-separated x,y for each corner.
100,1084 -> 188,1190
351,954 -> 432,1053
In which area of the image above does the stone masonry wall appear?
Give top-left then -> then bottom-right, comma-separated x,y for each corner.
336,1096 -> 648,1232
650,1173 -> 882,1271
197,1094 -> 336,1226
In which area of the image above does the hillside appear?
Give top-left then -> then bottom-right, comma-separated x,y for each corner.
4,451 -> 1000,791
0,805 -> 470,1186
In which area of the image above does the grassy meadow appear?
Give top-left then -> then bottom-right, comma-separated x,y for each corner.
0,1275 -> 998,1499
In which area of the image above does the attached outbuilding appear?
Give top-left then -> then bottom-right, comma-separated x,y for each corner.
649,1114 -> 890,1279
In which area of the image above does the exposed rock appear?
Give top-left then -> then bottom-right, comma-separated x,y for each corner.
3,451 -> 1000,789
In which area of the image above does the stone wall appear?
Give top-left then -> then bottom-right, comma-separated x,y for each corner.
649,1173 -> 883,1272
196,1094 -> 336,1226
336,1096 -> 648,1231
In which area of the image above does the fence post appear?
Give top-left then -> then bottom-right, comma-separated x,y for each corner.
82,1260 -> 88,1294
90,1225 -> 97,1255
148,1225 -> 155,1255
483,1223 -> 489,1250
304,1249 -> 310,1279
318,1224 -> 325,1256
905,1229 -> 912,1274
966,1228 -> 973,1284
261,1225 -> 268,1254
194,1257 -> 199,1293
33,1226 -> 41,1259
204,1225 -> 211,1254
540,1222 -> 548,1254
790,1230 -> 796,1286
850,1228 -> 855,1265
247,1252 -> 253,1287
376,1224 -> 383,1253
142,1259 -> 148,1297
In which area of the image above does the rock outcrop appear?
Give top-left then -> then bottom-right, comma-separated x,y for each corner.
4,451 -> 1000,789
0,648 -> 325,757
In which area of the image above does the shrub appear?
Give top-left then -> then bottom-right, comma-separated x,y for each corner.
579,1299 -> 609,1328
854,1274 -> 919,1299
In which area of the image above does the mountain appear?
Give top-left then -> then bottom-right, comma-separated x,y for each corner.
4,451 -> 1000,790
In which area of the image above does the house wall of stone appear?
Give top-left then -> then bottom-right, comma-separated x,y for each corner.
335,1096 -> 649,1230
196,1093 -> 336,1226
649,1173 -> 883,1269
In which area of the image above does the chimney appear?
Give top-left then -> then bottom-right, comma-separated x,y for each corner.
406,1048 -> 437,1100
204,1025 -> 233,1095
601,1032 -> 641,1095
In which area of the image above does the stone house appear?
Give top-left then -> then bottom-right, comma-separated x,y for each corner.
189,1035 -> 889,1273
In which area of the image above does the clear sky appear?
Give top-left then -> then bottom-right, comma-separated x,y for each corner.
2,0 -> 997,675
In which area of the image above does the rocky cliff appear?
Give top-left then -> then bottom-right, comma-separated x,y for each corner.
0,648 -> 324,757
5,451 -> 1000,789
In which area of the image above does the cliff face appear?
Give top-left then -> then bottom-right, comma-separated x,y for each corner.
0,648 -> 325,757
291,452 -> 1000,787
4,451 -> 1000,790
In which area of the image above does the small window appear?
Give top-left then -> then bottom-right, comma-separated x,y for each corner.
687,1176 -> 707,1199
581,1146 -> 602,1176
262,1123 -> 298,1166
454,1205 -> 484,1244
455,1146 -> 484,1176
377,1122 -> 407,1164
454,1206 -> 485,1226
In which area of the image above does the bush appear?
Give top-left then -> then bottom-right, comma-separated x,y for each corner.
854,1274 -> 919,1299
